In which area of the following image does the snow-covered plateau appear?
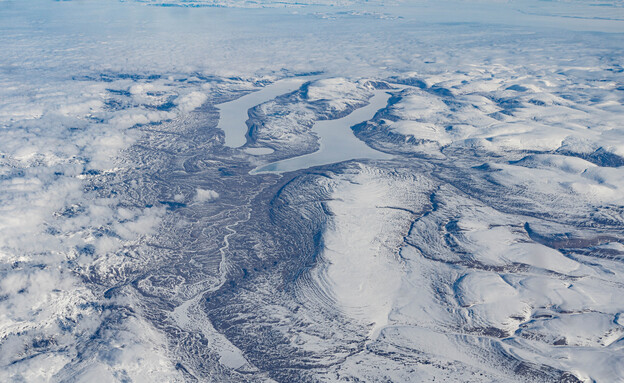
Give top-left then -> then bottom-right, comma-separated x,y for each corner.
0,0 -> 623,382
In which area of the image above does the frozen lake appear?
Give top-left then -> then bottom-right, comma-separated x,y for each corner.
216,77 -> 314,148
251,89 -> 395,174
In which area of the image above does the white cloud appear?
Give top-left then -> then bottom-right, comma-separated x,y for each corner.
175,91 -> 208,113
195,188 -> 219,202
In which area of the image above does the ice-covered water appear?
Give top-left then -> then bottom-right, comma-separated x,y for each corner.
216,77 -> 313,147
251,89 -> 394,174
